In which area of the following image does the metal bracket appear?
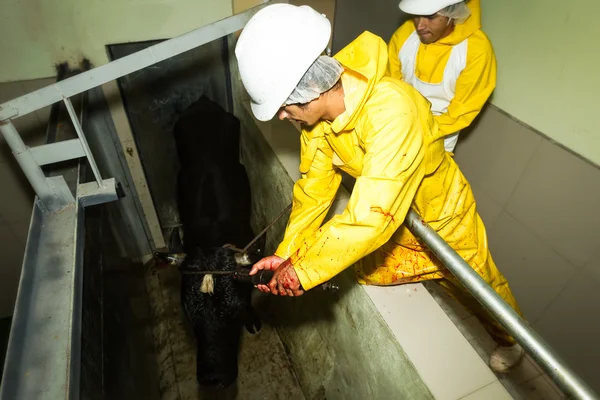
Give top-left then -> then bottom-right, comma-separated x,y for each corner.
78,178 -> 118,207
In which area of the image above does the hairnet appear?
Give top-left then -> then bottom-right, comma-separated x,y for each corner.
284,56 -> 344,105
438,2 -> 471,24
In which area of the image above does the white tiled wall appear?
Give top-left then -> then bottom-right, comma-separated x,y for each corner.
454,104 -> 600,394
490,213 -> 576,323
534,272 -> 600,388
0,77 -> 54,317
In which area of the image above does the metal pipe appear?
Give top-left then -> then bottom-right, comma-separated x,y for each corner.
63,97 -> 103,187
0,121 -> 55,208
405,209 -> 599,400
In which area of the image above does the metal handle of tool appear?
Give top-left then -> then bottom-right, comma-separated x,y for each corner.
243,269 -> 275,286
234,269 -> 339,292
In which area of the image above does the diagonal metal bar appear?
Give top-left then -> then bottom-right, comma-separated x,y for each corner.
0,0 -> 285,122
63,98 -> 103,187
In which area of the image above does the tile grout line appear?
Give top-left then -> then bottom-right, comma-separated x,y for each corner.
498,135 -> 545,214
518,371 -> 566,399
503,203 -> 591,277
457,380 -> 499,400
540,373 -> 568,399
527,260 -> 578,326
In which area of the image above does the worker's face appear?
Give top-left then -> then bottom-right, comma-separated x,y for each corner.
277,101 -> 322,126
413,14 -> 454,44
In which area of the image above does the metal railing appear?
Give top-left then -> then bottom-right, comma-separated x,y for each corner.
405,209 -> 598,400
0,2 -> 283,399
0,0 -> 596,398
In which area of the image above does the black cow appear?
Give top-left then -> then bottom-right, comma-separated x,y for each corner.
173,96 -> 263,389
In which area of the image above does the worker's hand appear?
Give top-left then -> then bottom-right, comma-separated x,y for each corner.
250,255 -> 285,293
269,259 -> 304,297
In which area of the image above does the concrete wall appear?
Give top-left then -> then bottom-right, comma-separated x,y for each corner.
84,85 -> 155,258
483,0 -> 599,165
0,0 -> 232,82
233,0 -> 337,51
332,0 -> 404,52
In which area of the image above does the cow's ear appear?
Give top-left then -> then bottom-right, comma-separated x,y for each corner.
154,252 -> 186,266
234,252 -> 252,266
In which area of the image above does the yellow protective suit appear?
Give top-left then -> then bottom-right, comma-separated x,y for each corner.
274,31 -> 521,345
387,0 -> 496,137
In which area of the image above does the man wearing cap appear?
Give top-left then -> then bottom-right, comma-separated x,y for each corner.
389,0 -> 495,153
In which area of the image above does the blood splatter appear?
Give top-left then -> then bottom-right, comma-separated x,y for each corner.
370,206 -> 395,222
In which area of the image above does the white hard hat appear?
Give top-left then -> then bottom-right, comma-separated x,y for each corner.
399,0 -> 464,15
235,4 -> 331,121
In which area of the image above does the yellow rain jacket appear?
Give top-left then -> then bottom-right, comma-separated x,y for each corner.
387,0 -> 496,137
274,32 -> 516,314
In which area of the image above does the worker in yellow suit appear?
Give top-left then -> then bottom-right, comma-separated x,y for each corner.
235,4 -> 523,373
388,0 -> 496,153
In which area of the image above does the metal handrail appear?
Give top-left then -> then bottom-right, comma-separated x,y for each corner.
405,209 -> 598,400
0,3 -> 284,398
0,1 -> 284,212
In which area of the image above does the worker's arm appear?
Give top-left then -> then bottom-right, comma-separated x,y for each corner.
290,87 -> 426,290
387,22 -> 414,80
435,35 -> 497,136
274,124 -> 342,260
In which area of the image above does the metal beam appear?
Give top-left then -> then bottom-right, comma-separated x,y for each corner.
0,201 -> 82,400
405,209 -> 599,400
31,139 -> 86,166
0,169 -> 118,400
0,0 -> 285,122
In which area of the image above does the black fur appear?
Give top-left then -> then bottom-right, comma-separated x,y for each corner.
174,96 -> 263,389
180,245 -> 263,388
